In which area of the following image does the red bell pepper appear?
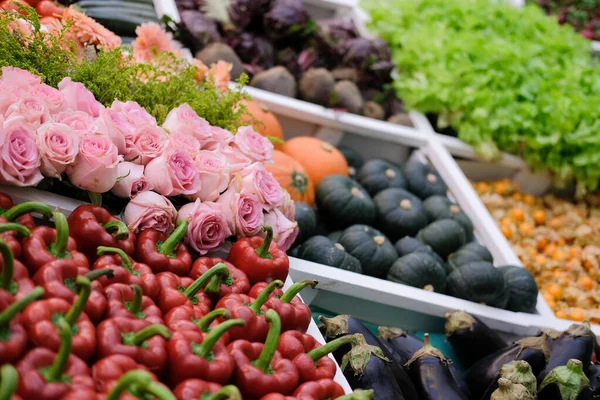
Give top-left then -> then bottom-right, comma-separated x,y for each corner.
67,205 -> 135,262
174,379 -> 242,400
167,318 -> 245,386
291,335 -> 359,383
164,307 -> 230,341
104,284 -> 163,324
0,221 -> 30,259
23,276 -> 96,362
96,317 -> 171,375
91,355 -> 156,393
0,238 -> 35,299
227,226 -> 289,285
135,221 -> 192,276
32,259 -> 112,323
190,257 -> 250,301
215,280 -> 283,342
249,280 -> 316,333
259,380 -> 357,400
0,199 -> 52,230
276,331 -> 321,360
0,364 -> 23,400
21,211 -> 89,273
16,317 -> 95,400
93,247 -> 159,300
104,370 -> 175,400
0,286 -> 44,364
156,263 -> 230,314
228,310 -> 299,399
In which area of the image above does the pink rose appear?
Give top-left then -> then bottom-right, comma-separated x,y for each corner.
29,84 -> 65,114
189,151 -> 229,202
36,123 -> 80,178
111,100 -> 157,127
217,187 -> 264,236
177,199 -> 231,255
201,126 -> 233,151
0,117 -> 43,187
162,103 -> 211,143
280,190 -> 296,220
55,111 -> 97,137
0,89 -> 19,116
67,133 -> 121,193
58,77 -> 104,117
234,163 -> 284,208
264,208 -> 299,252
111,162 -> 153,198
124,191 -> 177,234
124,125 -> 167,165
221,145 -> 252,174
168,130 -> 201,159
95,108 -> 132,154
5,97 -> 51,126
1,67 -> 41,88
232,126 -> 274,162
144,149 -> 200,196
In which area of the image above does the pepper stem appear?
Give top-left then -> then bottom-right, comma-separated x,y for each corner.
105,370 -> 176,400
196,308 -> 231,332
307,334 -> 360,361
250,280 -> 283,315
48,211 -> 70,259
0,239 -> 14,292
156,220 -> 188,257
202,386 -> 243,400
195,319 -> 245,360
0,365 -> 19,400
84,268 -> 115,282
97,246 -> 134,273
255,226 -> 274,259
336,389 -> 375,400
123,324 -> 171,347
0,201 -> 53,221
182,263 -> 229,299
143,381 -> 177,400
103,220 -> 130,241
254,310 -> 281,373
64,277 -> 91,326
44,317 -> 72,383
0,223 -> 30,237
0,286 -> 43,327
127,284 -> 144,317
280,279 -> 317,303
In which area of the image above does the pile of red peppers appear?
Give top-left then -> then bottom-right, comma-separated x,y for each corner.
0,193 -> 374,400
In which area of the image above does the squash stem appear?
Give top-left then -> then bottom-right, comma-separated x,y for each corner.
255,226 -> 274,259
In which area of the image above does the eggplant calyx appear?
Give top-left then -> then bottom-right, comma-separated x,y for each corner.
377,326 -> 406,341
542,328 -> 562,340
405,333 -> 450,367
444,310 -> 476,336
318,315 -> 350,338
565,323 -> 595,340
515,335 -> 550,361
491,378 -> 535,400
500,360 -> 537,395
539,359 -> 590,400
340,333 -> 390,376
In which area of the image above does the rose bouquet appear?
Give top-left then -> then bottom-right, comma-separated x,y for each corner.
0,66 -> 298,254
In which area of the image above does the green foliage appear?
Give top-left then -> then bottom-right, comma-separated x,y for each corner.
366,0 -> 600,191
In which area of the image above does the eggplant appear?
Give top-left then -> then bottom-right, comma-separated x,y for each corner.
538,324 -> 596,383
538,359 -> 590,400
578,362 -> 600,400
319,316 -> 418,400
445,311 -> 507,368
481,360 -> 537,399
465,335 -> 549,399
405,334 -> 469,400
490,378 -> 535,400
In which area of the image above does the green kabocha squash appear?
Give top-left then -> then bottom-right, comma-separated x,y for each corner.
327,230 -> 343,243
404,161 -> 448,199
298,236 -> 362,273
387,253 -> 447,293
374,188 -> 429,241
446,262 -> 509,308
448,249 -> 487,272
294,202 -> 317,244
497,266 -> 538,313
418,219 -> 467,259
338,225 -> 398,278
356,159 -> 407,196
337,145 -> 365,178
394,236 -> 446,272
316,175 -> 376,229
459,242 -> 493,263
288,246 -> 300,258
423,195 -> 474,241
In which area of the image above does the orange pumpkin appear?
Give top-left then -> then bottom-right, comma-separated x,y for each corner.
282,137 -> 348,186
266,150 -> 315,206
241,100 -> 284,150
